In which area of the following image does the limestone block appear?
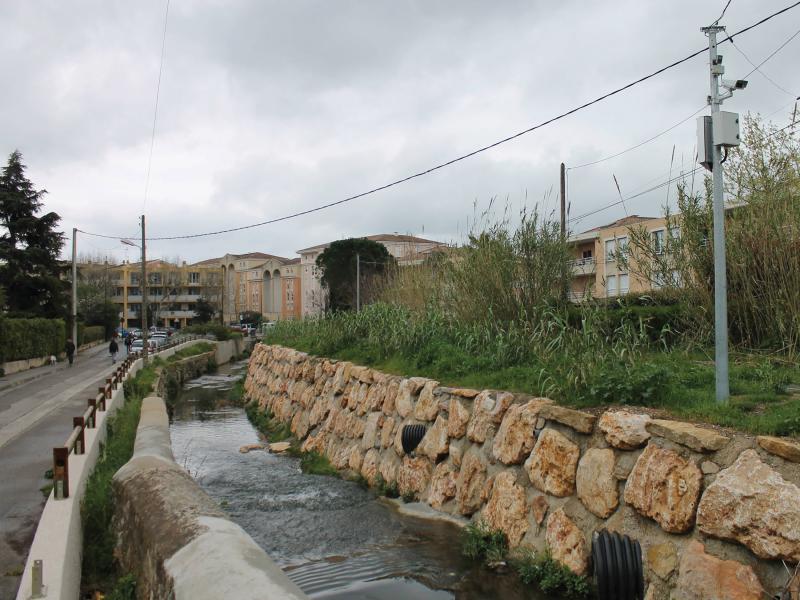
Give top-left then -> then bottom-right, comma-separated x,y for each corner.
413,380 -> 441,422
361,448 -> 380,485
382,378 -> 400,415
428,462 -> 458,509
576,448 -> 619,518
379,450 -> 401,484
450,388 -> 480,398
290,410 -> 310,440
696,449 -> 800,561
538,404 -> 594,434
455,448 -> 488,515
482,472 -> 529,547
380,417 -> 395,449
623,443 -> 702,534
351,365 -> 373,384
362,412 -> 382,450
417,415 -> 449,461
362,382 -> 385,415
545,508 -> 589,576
531,495 -> 549,525
700,461 -> 720,475
492,399 -> 550,465
395,379 -> 418,418
467,391 -> 512,443
348,444 -> 364,471
672,541 -> 764,600
524,428 -> 580,497
397,456 -> 432,499
449,441 -> 464,467
447,398 -> 471,439
646,542 -> 677,580
645,419 -> 729,452
757,435 -> 800,463
598,410 -> 651,449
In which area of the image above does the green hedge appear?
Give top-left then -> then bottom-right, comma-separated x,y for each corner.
182,323 -> 236,341
81,325 -> 105,345
0,318 -> 66,363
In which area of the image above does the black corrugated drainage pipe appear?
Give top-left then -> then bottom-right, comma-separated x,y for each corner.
591,529 -> 644,600
401,424 -> 427,454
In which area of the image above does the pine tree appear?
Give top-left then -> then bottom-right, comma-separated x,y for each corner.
0,150 -> 67,317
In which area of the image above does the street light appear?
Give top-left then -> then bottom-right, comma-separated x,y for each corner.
122,215 -> 148,364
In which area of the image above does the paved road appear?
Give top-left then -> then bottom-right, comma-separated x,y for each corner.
0,345 -> 122,599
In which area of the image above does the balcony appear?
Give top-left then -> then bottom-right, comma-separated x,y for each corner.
570,257 -> 596,276
158,310 -> 196,319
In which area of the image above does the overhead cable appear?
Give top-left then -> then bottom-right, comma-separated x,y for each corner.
78,1 -> 800,242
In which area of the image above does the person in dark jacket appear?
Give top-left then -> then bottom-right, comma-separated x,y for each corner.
109,336 -> 119,364
65,339 -> 76,367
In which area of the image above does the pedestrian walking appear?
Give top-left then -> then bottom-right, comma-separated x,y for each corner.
65,338 -> 76,367
109,336 -> 119,364
125,334 -> 133,355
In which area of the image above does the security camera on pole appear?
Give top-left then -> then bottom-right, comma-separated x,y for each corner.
698,24 -> 746,404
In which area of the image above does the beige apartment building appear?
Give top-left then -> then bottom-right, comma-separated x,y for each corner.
297,234 -> 447,317
567,214 -> 678,301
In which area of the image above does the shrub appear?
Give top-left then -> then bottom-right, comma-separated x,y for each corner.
81,325 -> 105,345
462,520 -> 508,564
512,548 -> 591,598
182,323 -> 233,341
374,474 -> 399,498
0,318 -> 66,363
579,362 -> 672,406
299,451 -> 339,477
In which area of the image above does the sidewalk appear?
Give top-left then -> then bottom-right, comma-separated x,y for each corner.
0,342 -> 104,395
0,344 -> 116,598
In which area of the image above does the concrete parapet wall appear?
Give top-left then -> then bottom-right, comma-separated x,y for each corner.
245,344 -> 800,599
113,396 -> 308,600
14,339 -> 208,600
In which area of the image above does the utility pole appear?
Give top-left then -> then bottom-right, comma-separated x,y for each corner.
560,163 -> 566,238
141,215 -> 149,365
71,228 -> 78,354
701,24 -> 744,404
355,252 -> 360,312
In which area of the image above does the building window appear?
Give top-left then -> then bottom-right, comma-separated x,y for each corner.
617,236 -> 629,257
604,239 -> 615,262
148,273 -> 162,285
189,272 -> 200,283
128,287 -> 140,297
652,229 -> 665,254
606,275 -> 617,297
130,273 -> 140,285
582,249 -> 593,259
619,273 -> 629,294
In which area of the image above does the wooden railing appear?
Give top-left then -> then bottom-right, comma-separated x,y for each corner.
51,334 -> 201,499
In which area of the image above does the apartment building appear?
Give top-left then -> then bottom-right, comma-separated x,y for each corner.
567,215 -> 678,301
297,234 -> 447,317
68,258 -> 225,329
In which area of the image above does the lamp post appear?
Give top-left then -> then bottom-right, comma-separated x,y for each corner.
71,228 -> 78,356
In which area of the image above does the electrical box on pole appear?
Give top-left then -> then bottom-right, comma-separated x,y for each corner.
697,116 -> 713,171
712,111 -> 741,147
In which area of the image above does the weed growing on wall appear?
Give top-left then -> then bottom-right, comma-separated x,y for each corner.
81,364 -> 157,594
462,520 -> 508,564
298,450 -> 339,477
512,548 -> 591,599
374,474 -> 399,498
244,402 -> 292,441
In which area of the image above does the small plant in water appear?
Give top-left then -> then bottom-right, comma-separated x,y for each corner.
401,491 -> 418,503
374,474 -> 399,498
299,451 -> 339,477
512,547 -> 591,599
462,519 -> 508,564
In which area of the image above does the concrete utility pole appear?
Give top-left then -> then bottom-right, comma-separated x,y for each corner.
355,253 -> 360,312
560,162 -> 566,238
701,24 -> 746,403
141,215 -> 149,365
71,228 -> 78,354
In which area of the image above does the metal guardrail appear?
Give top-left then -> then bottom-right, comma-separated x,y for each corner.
51,334 -> 200,499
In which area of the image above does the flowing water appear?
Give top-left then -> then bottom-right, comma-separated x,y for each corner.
170,361 -> 549,599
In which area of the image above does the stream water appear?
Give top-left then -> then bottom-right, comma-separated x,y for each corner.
169,361 -> 549,599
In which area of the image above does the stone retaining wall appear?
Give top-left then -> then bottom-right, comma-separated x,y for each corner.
244,344 -> 800,599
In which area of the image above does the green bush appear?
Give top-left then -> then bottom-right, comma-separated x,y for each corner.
462,520 -> 508,564
81,325 -> 105,345
0,318 -> 66,363
579,362 -> 672,406
512,548 -> 591,598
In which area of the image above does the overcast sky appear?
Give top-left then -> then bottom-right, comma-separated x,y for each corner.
2,1 -> 798,264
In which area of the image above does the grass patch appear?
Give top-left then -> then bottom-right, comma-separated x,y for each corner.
166,342 -> 215,363
227,379 -> 246,406
40,483 -> 53,498
462,520 -> 509,564
512,548 -> 592,599
374,474 -> 399,498
299,450 -> 339,477
81,364 -> 158,594
105,574 -> 137,600
244,402 -> 292,441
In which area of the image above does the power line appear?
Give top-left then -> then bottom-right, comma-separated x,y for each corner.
714,0 -> 734,25
78,1 -> 800,243
143,0 -> 171,213
729,39 -> 798,97
568,106 -> 706,170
